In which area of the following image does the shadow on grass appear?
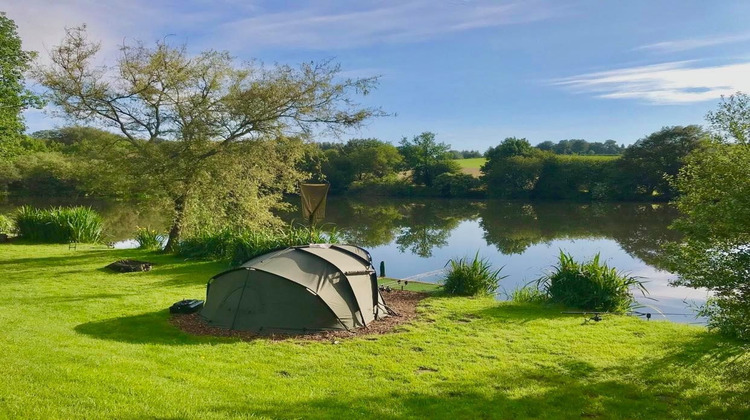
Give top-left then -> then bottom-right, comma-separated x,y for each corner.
0,249 -> 114,266
210,357 -> 749,420
74,310 -> 233,345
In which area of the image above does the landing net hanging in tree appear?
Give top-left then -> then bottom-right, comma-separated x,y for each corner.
300,182 -> 330,226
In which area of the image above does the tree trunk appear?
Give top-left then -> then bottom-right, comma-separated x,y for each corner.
163,195 -> 187,253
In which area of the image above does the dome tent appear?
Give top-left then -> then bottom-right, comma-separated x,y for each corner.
200,244 -> 389,334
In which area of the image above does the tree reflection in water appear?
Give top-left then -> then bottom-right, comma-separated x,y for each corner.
322,198 -> 678,269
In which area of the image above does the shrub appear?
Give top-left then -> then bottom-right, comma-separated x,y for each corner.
0,214 -> 14,234
14,206 -> 103,243
176,225 -> 340,265
537,251 -> 646,313
698,296 -> 749,341
134,227 -> 165,250
442,252 -> 506,296
511,285 -> 549,304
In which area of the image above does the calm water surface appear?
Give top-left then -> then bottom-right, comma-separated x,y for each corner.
316,198 -> 708,324
1,196 -> 707,323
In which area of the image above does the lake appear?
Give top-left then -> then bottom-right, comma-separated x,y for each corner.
0,196 -> 708,324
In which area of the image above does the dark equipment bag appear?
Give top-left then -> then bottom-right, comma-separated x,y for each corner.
170,299 -> 204,314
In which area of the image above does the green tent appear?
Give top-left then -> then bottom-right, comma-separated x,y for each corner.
200,244 -> 388,334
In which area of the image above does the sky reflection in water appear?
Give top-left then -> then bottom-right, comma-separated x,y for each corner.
320,198 -> 709,324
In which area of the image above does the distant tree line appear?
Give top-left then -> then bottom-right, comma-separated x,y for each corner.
481,126 -> 704,201
1,125 -> 706,202
534,139 -> 624,155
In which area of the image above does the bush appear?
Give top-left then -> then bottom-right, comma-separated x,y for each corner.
442,252 -> 506,296
698,296 -> 749,341
176,225 -> 340,265
134,227 -> 165,250
433,172 -> 482,197
0,214 -> 14,234
14,206 -> 103,243
537,251 -> 646,313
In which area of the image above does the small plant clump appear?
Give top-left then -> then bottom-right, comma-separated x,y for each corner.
537,251 -> 647,313
14,206 -> 103,243
0,214 -> 14,235
176,225 -> 340,265
442,252 -> 506,296
511,285 -> 550,304
134,227 -> 165,250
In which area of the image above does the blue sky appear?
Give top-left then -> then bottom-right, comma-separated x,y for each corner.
8,0 -> 750,150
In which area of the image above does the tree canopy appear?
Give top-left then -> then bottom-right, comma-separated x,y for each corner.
615,125 -> 705,200
667,93 -> 750,340
0,13 -> 42,140
398,132 -> 458,186
35,26 -> 383,250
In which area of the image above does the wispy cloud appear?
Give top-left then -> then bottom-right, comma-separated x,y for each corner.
6,0 -> 562,62
5,0 -> 248,62
208,0 -> 562,51
635,33 -> 750,53
553,61 -> 750,104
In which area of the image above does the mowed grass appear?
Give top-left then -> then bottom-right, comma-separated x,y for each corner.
1,243 -> 748,419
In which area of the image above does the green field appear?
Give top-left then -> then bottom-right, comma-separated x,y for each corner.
1,243 -> 748,419
454,158 -> 485,177
455,157 -> 486,169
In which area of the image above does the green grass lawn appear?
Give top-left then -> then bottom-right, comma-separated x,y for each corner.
1,243 -> 748,419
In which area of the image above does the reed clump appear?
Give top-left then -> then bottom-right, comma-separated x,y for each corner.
536,251 -> 647,313
176,225 -> 340,265
443,252 -> 506,296
14,206 -> 103,243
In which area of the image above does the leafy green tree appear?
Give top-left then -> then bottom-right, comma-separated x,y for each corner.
536,141 -> 555,152
398,132 -> 457,186
484,137 -> 535,162
482,137 -> 547,198
0,13 -> 42,140
343,138 -> 402,180
666,93 -> 750,340
614,125 -> 705,200
35,27 -> 382,251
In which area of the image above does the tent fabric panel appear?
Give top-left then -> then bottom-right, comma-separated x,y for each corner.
249,252 -> 360,324
330,244 -> 372,265
239,248 -> 292,268
346,273 -> 379,324
200,269 -> 250,329
231,270 -> 343,333
297,247 -> 366,274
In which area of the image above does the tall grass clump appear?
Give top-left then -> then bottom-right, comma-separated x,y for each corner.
511,285 -> 549,304
442,252 -> 506,296
537,251 -> 647,313
14,206 -> 103,243
176,225 -> 340,265
134,227 -> 166,250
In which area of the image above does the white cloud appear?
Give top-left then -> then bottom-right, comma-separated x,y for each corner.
3,0 -> 241,63
205,0 -> 561,51
636,33 -> 750,53
552,61 -> 750,104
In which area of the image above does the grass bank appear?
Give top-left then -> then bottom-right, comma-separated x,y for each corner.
0,243 -> 747,419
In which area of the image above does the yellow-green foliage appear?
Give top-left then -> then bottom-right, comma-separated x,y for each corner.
0,244 -> 747,419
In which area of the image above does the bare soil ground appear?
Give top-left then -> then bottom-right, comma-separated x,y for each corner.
170,290 -> 429,342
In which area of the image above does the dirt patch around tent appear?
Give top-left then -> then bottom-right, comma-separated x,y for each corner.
170,290 -> 429,341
